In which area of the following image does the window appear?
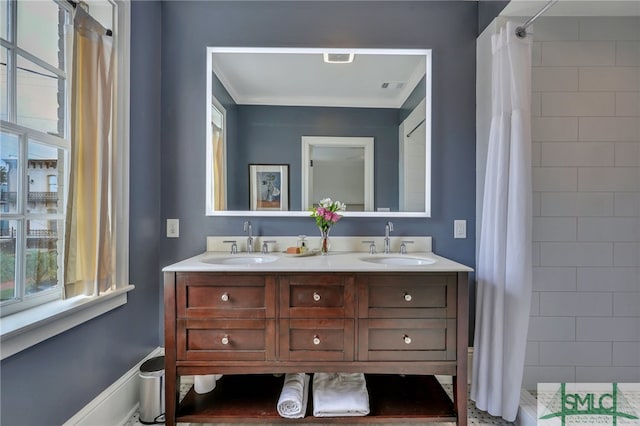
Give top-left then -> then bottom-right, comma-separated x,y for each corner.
1,0 -> 71,314
0,0 -> 131,358
47,174 -> 57,192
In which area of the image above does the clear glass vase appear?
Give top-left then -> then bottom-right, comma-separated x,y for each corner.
319,227 -> 331,255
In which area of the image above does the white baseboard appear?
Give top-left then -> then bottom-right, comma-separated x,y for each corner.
64,347 -> 164,426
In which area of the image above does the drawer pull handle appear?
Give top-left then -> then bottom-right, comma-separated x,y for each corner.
221,293 -> 229,302
313,292 -> 321,302
404,293 -> 412,302
221,335 -> 230,345
403,335 -> 412,345
313,335 -> 321,345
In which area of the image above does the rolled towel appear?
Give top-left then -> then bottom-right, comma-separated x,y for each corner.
312,373 -> 370,417
277,373 -> 310,419
194,374 -> 223,394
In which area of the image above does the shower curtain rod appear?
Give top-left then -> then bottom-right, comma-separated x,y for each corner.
406,118 -> 426,138
66,0 -> 113,36
515,0 -> 559,38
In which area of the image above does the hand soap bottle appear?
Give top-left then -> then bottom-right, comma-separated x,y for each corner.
297,235 -> 308,253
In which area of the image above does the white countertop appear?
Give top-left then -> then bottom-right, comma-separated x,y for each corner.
162,251 -> 473,273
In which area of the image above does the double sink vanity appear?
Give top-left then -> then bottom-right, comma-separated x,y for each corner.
163,236 -> 472,425
174,44 -> 469,425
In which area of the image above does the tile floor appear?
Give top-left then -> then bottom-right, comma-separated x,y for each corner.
125,379 -> 514,426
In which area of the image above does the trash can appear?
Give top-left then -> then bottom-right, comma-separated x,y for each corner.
139,355 -> 165,424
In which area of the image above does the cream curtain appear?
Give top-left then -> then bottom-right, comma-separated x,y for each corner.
213,125 -> 226,210
64,7 -> 115,298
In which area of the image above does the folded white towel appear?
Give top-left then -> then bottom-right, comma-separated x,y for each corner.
277,373 -> 310,419
312,373 -> 370,417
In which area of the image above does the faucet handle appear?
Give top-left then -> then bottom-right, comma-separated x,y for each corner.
261,240 -> 276,254
223,240 -> 238,254
361,240 -> 377,255
400,240 -> 414,255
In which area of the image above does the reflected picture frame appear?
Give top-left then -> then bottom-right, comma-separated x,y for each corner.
249,164 -> 289,211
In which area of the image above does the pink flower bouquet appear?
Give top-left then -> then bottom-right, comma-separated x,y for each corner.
310,198 -> 346,232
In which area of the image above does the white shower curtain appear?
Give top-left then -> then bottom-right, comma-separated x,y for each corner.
471,21 -> 532,422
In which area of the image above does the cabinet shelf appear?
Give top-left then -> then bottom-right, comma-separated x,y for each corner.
176,373 -> 457,424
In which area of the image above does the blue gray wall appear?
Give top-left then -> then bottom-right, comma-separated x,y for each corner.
478,1 -> 509,33
161,0 -> 478,267
0,2 -> 163,424
228,105 -> 400,211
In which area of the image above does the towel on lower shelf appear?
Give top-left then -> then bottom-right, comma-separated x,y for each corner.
194,374 -> 223,394
312,373 -> 370,417
277,373 -> 310,419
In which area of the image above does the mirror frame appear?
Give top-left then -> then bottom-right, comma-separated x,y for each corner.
205,47 -> 432,217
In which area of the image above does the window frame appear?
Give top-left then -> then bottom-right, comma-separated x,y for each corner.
1,121 -> 68,316
0,0 -> 132,360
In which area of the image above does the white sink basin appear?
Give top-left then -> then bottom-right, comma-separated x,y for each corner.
359,256 -> 436,266
201,255 -> 279,265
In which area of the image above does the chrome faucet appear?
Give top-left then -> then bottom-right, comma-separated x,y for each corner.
362,240 -> 377,255
243,221 -> 254,253
262,240 -> 276,254
384,221 -> 394,254
223,240 -> 238,254
400,240 -> 414,255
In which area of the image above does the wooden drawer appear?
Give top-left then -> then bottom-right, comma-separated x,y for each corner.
358,274 -> 456,318
279,275 -> 355,318
177,273 -> 275,319
279,319 -> 354,361
358,318 -> 456,361
177,318 -> 275,361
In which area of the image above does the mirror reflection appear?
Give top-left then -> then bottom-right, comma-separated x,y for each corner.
301,136 -> 374,212
206,48 -> 431,217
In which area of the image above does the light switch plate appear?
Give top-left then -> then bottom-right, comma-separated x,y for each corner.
167,219 -> 179,238
454,220 -> 466,239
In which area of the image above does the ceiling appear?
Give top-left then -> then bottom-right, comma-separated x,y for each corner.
211,49 -> 427,109
500,0 -> 640,17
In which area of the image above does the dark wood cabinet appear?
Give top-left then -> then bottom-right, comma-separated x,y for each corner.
164,271 -> 468,425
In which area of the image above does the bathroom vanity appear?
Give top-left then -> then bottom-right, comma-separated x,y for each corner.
163,250 -> 471,425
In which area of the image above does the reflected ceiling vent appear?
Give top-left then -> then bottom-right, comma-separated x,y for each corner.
323,53 -> 355,64
381,81 -> 406,90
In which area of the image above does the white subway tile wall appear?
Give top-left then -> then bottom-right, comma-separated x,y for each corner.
525,17 -> 640,390
615,42 -> 640,66
613,342 -> 640,366
576,366 -> 640,382
578,17 -> 640,41
533,67 -> 579,91
616,92 -> 640,116
541,41 -> 616,66
539,342 -> 613,366
613,242 -> 639,267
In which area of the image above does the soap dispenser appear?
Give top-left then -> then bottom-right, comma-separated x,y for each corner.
297,235 -> 308,253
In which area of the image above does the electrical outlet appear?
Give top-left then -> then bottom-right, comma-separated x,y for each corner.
454,220 -> 466,239
167,219 -> 179,238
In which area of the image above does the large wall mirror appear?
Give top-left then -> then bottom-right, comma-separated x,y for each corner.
205,47 -> 432,217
